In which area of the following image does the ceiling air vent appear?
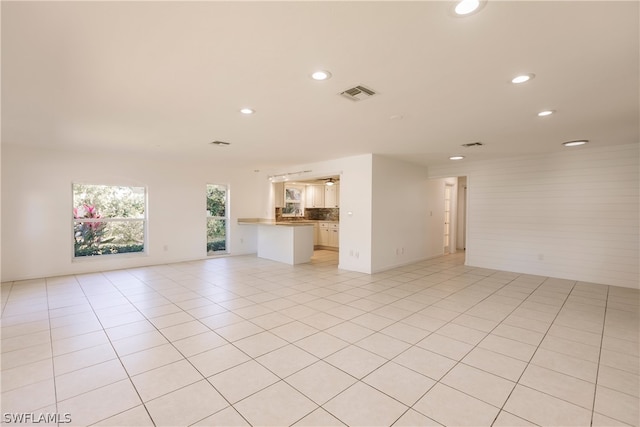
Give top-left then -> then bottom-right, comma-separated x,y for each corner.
340,85 -> 377,102
461,142 -> 484,147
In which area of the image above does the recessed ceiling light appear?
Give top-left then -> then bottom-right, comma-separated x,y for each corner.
455,0 -> 480,15
449,155 -> 465,160
511,73 -> 535,84
538,110 -> 555,117
311,70 -> 332,81
240,108 -> 255,115
563,140 -> 588,147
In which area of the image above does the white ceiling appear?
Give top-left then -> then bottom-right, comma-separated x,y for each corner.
2,1 -> 638,171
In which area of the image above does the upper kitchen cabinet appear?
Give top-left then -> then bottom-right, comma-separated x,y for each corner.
305,184 -> 325,208
274,182 -> 284,208
325,184 -> 339,208
305,183 -> 339,208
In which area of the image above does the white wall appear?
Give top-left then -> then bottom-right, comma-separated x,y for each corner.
370,155 -> 430,272
9,142 -> 634,289
265,154 -> 444,274
263,154 -> 374,273
1,145 -> 263,281
428,144 -> 640,289
337,155 -> 374,274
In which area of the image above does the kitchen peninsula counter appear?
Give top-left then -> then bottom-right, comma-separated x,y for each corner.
238,219 -> 314,265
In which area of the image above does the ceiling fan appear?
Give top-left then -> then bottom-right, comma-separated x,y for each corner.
324,178 -> 337,186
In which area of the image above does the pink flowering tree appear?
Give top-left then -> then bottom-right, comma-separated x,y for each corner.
73,204 -> 114,254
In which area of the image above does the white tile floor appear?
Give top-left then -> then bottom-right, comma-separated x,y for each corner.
1,251 -> 638,426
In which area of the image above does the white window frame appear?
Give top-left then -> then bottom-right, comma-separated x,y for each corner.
282,184 -> 305,217
206,183 -> 230,256
72,183 -> 148,260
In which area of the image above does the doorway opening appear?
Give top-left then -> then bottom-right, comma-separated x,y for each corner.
444,183 -> 453,253
442,176 -> 467,254
440,176 -> 467,255
427,176 -> 467,256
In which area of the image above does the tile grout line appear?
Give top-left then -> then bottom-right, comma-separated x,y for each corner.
489,278 -> 579,426
88,271 -> 239,420
126,265 -> 332,425
0,281 -> 14,317
237,254 -> 472,425
99,271 -> 257,427
73,272 -> 159,427
589,285 -> 608,427
292,259 -> 518,427
8,258 -> 358,426
0,282 -> 48,416
400,273 -> 551,426
183,263 -> 345,425
361,260 -> 523,425
43,277 -> 62,427
4,253 -> 638,427
375,272 -> 578,425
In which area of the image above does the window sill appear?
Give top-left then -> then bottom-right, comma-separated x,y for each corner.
72,251 -> 148,262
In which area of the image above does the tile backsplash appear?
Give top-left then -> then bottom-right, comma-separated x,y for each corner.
276,207 -> 339,222
307,208 -> 339,221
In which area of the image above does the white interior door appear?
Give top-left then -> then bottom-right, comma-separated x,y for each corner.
444,184 -> 453,253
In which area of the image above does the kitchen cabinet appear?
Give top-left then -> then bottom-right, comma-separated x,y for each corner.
318,222 -> 339,249
274,182 -> 284,208
318,225 -> 330,246
305,185 -> 325,208
324,184 -> 339,208
305,184 -> 339,208
313,223 -> 320,245
329,226 -> 339,247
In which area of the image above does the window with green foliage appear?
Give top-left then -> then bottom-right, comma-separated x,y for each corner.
72,184 -> 146,258
207,184 -> 228,255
